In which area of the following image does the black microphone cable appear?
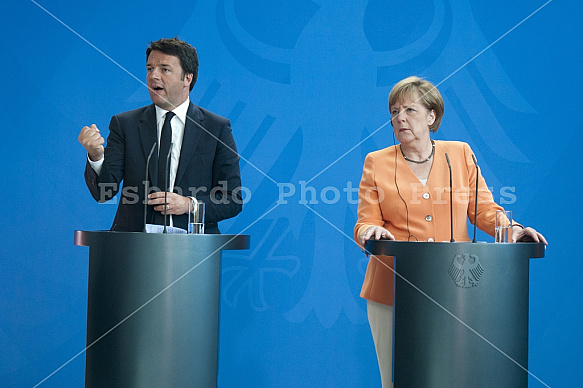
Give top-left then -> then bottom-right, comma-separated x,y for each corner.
393,133 -> 417,241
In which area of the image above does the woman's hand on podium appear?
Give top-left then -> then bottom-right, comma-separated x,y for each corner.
511,226 -> 548,245
360,226 -> 395,247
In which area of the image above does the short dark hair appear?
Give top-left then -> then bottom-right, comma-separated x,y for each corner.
146,37 -> 199,91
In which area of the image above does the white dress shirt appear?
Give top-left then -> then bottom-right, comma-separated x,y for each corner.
154,98 -> 190,193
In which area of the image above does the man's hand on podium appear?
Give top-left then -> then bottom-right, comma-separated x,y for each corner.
148,192 -> 191,216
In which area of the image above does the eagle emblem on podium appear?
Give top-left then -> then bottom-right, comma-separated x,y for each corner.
448,253 -> 484,288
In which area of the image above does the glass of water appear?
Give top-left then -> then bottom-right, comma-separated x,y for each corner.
495,210 -> 512,243
188,201 -> 205,234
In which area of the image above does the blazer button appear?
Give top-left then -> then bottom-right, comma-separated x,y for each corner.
423,192 -> 430,200
425,215 -> 433,222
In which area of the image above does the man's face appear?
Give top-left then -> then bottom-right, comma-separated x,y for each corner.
146,50 -> 193,110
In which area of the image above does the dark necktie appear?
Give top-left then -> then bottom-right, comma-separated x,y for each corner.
155,111 -> 175,224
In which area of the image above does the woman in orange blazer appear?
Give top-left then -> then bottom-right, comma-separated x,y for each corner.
354,76 -> 547,388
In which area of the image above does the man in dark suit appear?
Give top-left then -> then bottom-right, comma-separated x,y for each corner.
78,38 -> 242,233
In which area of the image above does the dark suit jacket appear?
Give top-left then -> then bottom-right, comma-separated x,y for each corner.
85,102 -> 242,233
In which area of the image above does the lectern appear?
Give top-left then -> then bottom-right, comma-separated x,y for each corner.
75,231 -> 250,387
364,241 -> 544,387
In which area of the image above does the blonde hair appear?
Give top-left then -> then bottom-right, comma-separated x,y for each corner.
388,76 -> 444,132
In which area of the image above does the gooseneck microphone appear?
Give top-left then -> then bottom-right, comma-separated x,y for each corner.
445,153 -> 455,242
143,143 -> 157,232
163,143 -> 173,233
471,154 -> 479,243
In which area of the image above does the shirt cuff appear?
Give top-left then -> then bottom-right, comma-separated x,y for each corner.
188,196 -> 198,214
87,155 -> 104,176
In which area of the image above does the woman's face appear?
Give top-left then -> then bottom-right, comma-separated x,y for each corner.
390,93 -> 435,144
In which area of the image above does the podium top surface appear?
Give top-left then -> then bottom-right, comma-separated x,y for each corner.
364,240 -> 545,259
74,230 -> 250,251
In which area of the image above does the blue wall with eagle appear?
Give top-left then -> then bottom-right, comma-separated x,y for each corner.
1,0 -> 580,386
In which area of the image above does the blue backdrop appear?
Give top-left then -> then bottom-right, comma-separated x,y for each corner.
1,0 -> 581,386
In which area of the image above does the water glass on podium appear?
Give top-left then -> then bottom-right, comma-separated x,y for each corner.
495,210 -> 512,243
188,201 -> 205,234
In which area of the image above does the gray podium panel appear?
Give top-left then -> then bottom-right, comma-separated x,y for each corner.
75,231 -> 249,388
364,241 -> 544,388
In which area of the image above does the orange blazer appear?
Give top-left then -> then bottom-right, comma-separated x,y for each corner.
354,141 -> 504,305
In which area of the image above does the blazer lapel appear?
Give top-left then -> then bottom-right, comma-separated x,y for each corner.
175,102 -> 204,187
137,105 -> 159,187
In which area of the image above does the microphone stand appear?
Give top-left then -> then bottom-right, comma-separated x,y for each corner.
471,154 -> 479,243
163,143 -> 173,233
143,143 -> 157,232
445,153 -> 455,242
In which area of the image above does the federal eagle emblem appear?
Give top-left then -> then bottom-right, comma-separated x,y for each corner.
448,253 -> 484,288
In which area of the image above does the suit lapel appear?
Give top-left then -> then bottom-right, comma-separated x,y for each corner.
175,102 -> 204,187
137,105 -> 159,187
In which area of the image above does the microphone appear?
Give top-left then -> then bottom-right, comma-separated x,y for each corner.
163,142 -> 173,233
445,153 -> 455,242
471,154 -> 479,243
143,143 -> 157,232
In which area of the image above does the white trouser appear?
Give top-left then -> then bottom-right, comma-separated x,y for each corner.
367,300 -> 394,388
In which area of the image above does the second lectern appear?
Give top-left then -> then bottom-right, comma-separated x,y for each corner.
75,231 -> 249,387
365,240 -> 544,387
